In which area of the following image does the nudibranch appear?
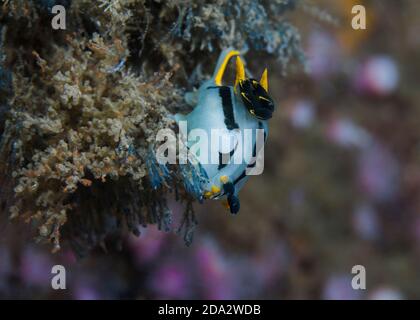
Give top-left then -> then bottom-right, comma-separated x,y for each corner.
175,48 -> 275,214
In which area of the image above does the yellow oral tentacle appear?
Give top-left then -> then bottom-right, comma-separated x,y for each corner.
214,50 -> 240,86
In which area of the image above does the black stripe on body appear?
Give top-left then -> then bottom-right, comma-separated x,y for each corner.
247,161 -> 256,169
248,141 -> 258,168
218,148 -> 236,170
233,123 -> 267,186
259,121 -> 267,142
219,87 -> 239,130
233,170 -> 247,185
218,152 -> 225,170
246,122 -> 266,169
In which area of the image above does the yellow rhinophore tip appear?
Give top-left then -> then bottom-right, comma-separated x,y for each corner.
260,68 -> 268,92
235,56 -> 246,87
220,175 -> 229,184
211,185 -> 221,194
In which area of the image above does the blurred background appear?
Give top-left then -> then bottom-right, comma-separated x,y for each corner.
1,0 -> 420,299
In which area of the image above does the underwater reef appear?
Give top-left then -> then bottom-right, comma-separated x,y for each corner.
0,0 -> 304,255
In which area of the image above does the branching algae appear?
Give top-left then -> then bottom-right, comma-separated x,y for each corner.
0,0 -> 304,255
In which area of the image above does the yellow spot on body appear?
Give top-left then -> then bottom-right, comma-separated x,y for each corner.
204,191 -> 213,199
220,175 -> 229,184
211,185 -> 221,194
